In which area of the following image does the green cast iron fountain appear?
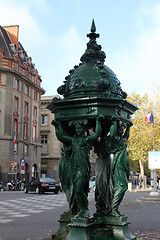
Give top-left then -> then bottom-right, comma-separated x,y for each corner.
47,20 -> 138,240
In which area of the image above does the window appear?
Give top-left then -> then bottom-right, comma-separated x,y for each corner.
20,51 -> 24,59
24,144 -> 28,155
33,106 -> 37,118
14,119 -> 18,136
25,85 -> 29,96
34,91 -> 37,100
15,79 -> 19,90
41,115 -> 48,126
23,123 -> 28,140
16,61 -> 18,71
14,97 -> 19,110
41,135 -> 48,155
25,70 -> 28,77
33,146 -> 37,156
24,102 -> 29,114
13,118 -> 18,154
41,135 -> 48,144
33,125 -> 37,143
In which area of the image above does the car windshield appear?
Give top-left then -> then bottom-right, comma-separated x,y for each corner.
40,178 -> 56,183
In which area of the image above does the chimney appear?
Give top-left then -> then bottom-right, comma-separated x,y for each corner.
3,25 -> 19,49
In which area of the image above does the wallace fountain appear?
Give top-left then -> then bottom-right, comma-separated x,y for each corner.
47,20 -> 138,240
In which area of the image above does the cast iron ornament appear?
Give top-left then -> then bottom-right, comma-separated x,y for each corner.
47,19 -> 138,221
57,20 -> 127,99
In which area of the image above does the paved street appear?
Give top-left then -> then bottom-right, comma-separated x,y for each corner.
119,191 -> 160,240
0,190 -> 160,240
0,191 -> 94,240
0,191 -> 68,240
0,193 -> 68,224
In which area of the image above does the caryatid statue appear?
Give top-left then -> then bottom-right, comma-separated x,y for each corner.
52,116 -> 104,218
106,119 -> 131,216
47,20 -> 138,220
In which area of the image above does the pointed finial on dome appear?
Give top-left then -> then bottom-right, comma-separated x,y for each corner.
91,19 -> 96,33
87,19 -> 99,40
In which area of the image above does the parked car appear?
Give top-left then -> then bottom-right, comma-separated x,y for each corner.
24,177 -> 61,194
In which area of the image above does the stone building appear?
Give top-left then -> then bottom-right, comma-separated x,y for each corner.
0,25 -> 45,184
40,96 -> 61,180
40,96 -> 97,180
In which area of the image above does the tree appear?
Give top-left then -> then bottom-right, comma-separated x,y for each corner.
127,92 -> 160,187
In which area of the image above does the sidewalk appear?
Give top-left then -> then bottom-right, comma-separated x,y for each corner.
119,191 -> 160,239
128,182 -> 152,192
88,190 -> 160,239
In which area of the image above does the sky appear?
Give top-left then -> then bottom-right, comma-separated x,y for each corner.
0,0 -> 160,97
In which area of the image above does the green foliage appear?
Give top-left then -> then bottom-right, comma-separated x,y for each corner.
127,92 -> 160,173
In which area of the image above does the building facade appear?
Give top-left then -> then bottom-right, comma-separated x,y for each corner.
40,96 -> 61,180
40,96 -> 97,180
0,25 -> 45,184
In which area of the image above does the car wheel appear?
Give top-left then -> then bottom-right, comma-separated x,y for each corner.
35,187 -> 40,194
24,187 -> 28,193
54,190 -> 58,194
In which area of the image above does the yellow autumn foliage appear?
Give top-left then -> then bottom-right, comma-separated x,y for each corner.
127,92 -> 160,174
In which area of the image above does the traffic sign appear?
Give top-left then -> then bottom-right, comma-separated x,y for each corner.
20,158 -> 25,166
20,165 -> 25,174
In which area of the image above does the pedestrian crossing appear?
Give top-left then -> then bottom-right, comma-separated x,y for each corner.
0,192 -> 94,224
0,193 -> 68,224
